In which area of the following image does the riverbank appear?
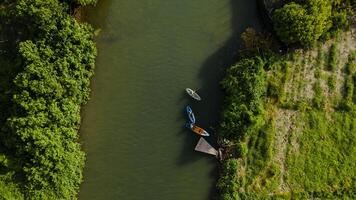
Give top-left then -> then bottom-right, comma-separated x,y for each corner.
217,1 -> 356,199
0,1 -> 97,199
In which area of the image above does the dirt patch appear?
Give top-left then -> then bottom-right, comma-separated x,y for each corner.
298,50 -> 316,102
273,109 -> 299,192
336,30 -> 356,91
283,49 -> 316,104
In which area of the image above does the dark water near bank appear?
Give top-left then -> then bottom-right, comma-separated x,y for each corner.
79,1 -> 260,199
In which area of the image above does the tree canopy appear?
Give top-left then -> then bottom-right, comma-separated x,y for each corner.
0,0 -> 96,199
219,57 -> 266,140
272,0 -> 332,46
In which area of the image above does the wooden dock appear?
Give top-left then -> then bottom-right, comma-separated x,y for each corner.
194,137 -> 218,157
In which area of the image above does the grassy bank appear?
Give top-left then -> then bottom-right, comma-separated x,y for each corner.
217,32 -> 356,199
217,0 -> 356,199
0,0 -> 96,199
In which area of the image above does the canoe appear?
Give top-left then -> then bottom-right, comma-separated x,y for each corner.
186,105 -> 196,124
185,88 -> 202,101
187,123 -> 209,137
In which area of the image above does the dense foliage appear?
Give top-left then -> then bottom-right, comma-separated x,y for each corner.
219,57 -> 266,141
217,56 -> 268,199
216,159 -> 241,200
0,0 -> 96,199
273,0 -> 332,46
272,0 -> 353,46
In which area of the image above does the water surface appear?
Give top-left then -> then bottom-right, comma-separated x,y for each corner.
79,1 -> 260,199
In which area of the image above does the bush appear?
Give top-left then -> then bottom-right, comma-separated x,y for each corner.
217,159 -> 241,200
331,10 -> 349,30
240,28 -> 273,53
236,142 -> 248,157
272,0 -> 332,46
219,57 -> 266,140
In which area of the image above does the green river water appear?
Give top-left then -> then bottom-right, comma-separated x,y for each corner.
79,1 -> 260,199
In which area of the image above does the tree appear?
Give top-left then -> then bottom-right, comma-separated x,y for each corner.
241,28 -> 272,51
219,57 -> 266,140
273,0 -> 332,46
0,0 -> 96,199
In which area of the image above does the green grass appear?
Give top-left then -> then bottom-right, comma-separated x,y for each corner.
315,43 -> 324,78
313,80 -> 326,109
266,60 -> 288,102
218,36 -> 356,199
328,44 -> 339,71
247,126 -> 274,177
340,51 -> 356,110
286,110 -> 356,199
346,51 -> 356,75
328,74 -> 337,91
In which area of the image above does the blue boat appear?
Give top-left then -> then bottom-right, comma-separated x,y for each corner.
186,105 -> 196,124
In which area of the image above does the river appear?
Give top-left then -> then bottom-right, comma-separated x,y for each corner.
79,0 -> 261,199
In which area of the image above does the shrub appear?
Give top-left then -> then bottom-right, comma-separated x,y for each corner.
331,10 -> 349,30
272,0 -> 332,46
220,57 -> 266,140
217,159 -> 241,200
240,28 -> 273,53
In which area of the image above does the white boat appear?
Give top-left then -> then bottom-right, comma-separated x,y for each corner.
185,88 -> 201,101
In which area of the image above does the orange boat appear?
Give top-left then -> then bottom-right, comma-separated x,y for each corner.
188,123 -> 209,137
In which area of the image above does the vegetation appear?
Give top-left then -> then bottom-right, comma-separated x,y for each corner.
0,0 -> 96,199
272,0 -> 353,46
273,0 -> 332,46
216,159 -> 241,200
286,110 -> 356,199
66,0 -> 97,6
328,43 -> 339,71
217,28 -> 356,199
219,57 -> 266,141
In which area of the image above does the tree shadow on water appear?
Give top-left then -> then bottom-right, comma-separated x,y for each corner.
197,0 -> 262,199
